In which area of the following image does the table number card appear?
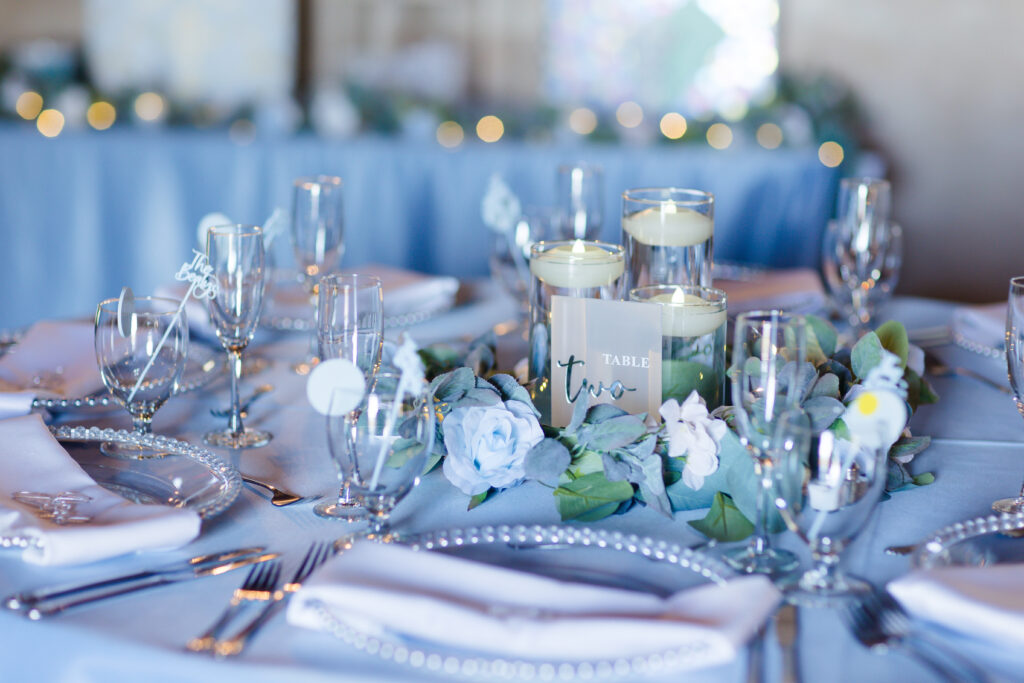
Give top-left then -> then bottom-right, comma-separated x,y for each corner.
549,296 -> 662,427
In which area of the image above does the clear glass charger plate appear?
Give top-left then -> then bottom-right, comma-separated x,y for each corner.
913,510 -> 1024,569
310,524 -> 737,680
51,424 -> 240,520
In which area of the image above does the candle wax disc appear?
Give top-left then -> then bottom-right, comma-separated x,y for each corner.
307,359 -> 366,416
117,286 -> 135,338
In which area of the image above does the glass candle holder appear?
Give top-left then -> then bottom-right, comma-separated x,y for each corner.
621,188 -> 714,289
528,240 -> 625,424
630,285 -> 727,409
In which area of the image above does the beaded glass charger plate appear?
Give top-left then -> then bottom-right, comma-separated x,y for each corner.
51,425 -> 240,519
913,511 -> 1024,569
311,524 -> 737,680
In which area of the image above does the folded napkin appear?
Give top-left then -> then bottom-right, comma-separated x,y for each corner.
288,541 -> 779,666
889,564 -> 1024,651
717,268 -> 826,316
951,303 -> 1005,353
0,414 -> 200,566
0,321 -> 105,419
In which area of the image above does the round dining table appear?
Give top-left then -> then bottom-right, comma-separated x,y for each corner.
0,289 -> 1019,683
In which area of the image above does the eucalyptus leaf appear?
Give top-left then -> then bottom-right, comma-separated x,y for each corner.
576,414 -> 647,451
468,489 -> 492,510
431,367 -> 475,403
585,403 -> 629,424
457,387 -> 503,407
803,395 -> 846,432
488,374 -> 539,416
912,472 -> 935,486
600,452 -> 639,483
554,472 -> 634,521
568,449 -> 606,477
851,332 -> 884,379
623,434 -> 657,461
888,435 -> 931,463
638,453 -> 672,518
688,492 -> 755,542
805,315 -> 838,362
875,320 -> 909,368
564,392 -> 589,435
662,360 -> 721,407
809,373 -> 841,400
465,343 -> 496,376
524,438 -> 572,486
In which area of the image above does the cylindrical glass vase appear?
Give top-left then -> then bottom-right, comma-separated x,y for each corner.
621,188 -> 714,290
528,240 -> 625,424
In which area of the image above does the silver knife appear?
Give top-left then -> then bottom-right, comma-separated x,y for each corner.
6,547 -> 275,617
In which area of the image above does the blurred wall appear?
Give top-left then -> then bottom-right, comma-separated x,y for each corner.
0,0 -> 79,45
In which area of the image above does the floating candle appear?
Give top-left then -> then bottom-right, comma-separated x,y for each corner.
644,286 -> 727,338
622,205 -> 714,247
529,240 -> 625,289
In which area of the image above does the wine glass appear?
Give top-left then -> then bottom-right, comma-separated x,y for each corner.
291,175 -> 345,374
94,296 -> 189,458
314,273 -> 384,521
325,371 -> 434,541
489,207 -> 557,322
995,276 -> 1024,513
772,410 -> 889,604
556,163 -> 603,240
204,224 -> 272,449
725,310 -> 807,575
822,177 -> 897,335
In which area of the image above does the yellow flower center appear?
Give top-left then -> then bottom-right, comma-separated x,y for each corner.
857,393 -> 879,416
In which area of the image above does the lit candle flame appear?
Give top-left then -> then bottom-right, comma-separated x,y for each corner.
662,201 -> 678,214
670,287 -> 687,304
571,239 -> 587,256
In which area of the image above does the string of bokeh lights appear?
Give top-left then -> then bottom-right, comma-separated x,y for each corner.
12,88 -> 844,168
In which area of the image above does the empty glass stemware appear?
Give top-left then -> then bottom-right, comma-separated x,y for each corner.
995,276 -> 1024,513
725,310 -> 807,575
772,410 -> 890,604
822,177 -> 897,335
204,224 -> 271,449
325,372 -> 434,540
556,163 -> 604,240
94,296 -> 188,458
291,175 -> 344,374
314,273 -> 384,521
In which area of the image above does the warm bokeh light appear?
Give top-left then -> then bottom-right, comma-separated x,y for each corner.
476,115 -> 504,143
86,101 -> 116,130
568,107 -> 597,135
615,101 -> 643,128
707,123 -> 733,149
134,92 -> 166,121
436,120 -> 464,148
15,91 -> 43,120
36,109 -> 65,137
818,141 -> 845,167
756,122 -> 783,149
659,112 -> 687,139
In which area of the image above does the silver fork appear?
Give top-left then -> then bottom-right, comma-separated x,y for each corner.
186,560 -> 282,653
214,541 -> 334,657
845,590 -> 988,683
240,475 -> 319,507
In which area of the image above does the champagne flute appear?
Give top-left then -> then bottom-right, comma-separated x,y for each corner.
314,273 -> 384,521
204,224 -> 271,449
773,410 -> 889,603
995,276 -> 1024,513
291,175 -> 344,374
94,296 -> 188,458
725,310 -> 807,575
325,371 -> 434,541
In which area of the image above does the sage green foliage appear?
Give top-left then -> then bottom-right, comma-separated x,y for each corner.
663,359 -> 721,407
420,317 -> 939,541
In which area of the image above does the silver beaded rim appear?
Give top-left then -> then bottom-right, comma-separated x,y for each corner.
313,524 -> 735,680
913,510 -> 1024,569
951,329 -> 1004,361
46,424 -> 241,520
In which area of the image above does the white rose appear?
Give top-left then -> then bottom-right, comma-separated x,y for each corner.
442,401 -> 544,496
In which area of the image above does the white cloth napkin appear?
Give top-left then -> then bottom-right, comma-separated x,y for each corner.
0,414 -> 200,566
951,303 -> 1005,352
0,321 -> 105,419
889,564 -> 1024,650
288,541 -> 780,666
718,268 -> 826,316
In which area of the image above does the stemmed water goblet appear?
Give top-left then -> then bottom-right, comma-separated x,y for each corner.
489,207 -> 557,326
994,276 -> 1024,513
325,371 -> 435,541
772,410 -> 890,604
821,177 -> 899,337
94,296 -> 189,458
291,175 -> 344,374
314,273 -> 384,521
204,224 -> 272,449
724,310 -> 807,575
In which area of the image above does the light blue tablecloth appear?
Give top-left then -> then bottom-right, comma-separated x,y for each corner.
0,123 -> 839,329
0,293 -> 1021,682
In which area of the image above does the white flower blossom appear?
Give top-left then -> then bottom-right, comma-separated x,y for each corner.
861,350 -> 907,399
843,388 -> 907,452
659,391 -> 728,490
